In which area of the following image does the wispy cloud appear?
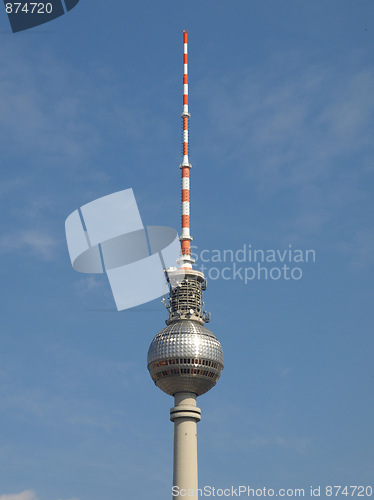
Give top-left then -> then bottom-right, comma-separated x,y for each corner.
73,275 -> 105,293
339,228 -> 374,271
233,434 -> 312,455
0,40 -> 174,179
196,49 -> 374,262
0,41 -> 177,269
0,493 -> 79,500
0,492 -> 37,500
0,229 -> 58,260
198,54 -> 374,190
0,44 -> 100,170
0,343 -> 139,431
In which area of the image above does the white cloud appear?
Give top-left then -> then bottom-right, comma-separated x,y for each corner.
0,491 -> 37,500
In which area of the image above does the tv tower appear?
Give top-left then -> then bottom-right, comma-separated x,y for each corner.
147,31 -> 224,499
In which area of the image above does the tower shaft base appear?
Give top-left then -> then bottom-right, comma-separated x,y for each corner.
170,392 -> 201,499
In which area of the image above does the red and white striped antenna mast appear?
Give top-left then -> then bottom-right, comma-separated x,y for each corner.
179,30 -> 194,270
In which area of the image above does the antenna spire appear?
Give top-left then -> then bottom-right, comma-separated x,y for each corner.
179,30 -> 194,270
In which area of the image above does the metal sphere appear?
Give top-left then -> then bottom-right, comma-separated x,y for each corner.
147,320 -> 223,396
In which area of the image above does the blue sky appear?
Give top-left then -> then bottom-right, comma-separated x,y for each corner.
0,1 -> 373,499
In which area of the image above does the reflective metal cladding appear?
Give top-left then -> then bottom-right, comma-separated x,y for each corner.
147,320 -> 224,396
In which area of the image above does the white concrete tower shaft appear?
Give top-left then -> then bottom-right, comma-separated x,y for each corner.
170,392 -> 201,499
